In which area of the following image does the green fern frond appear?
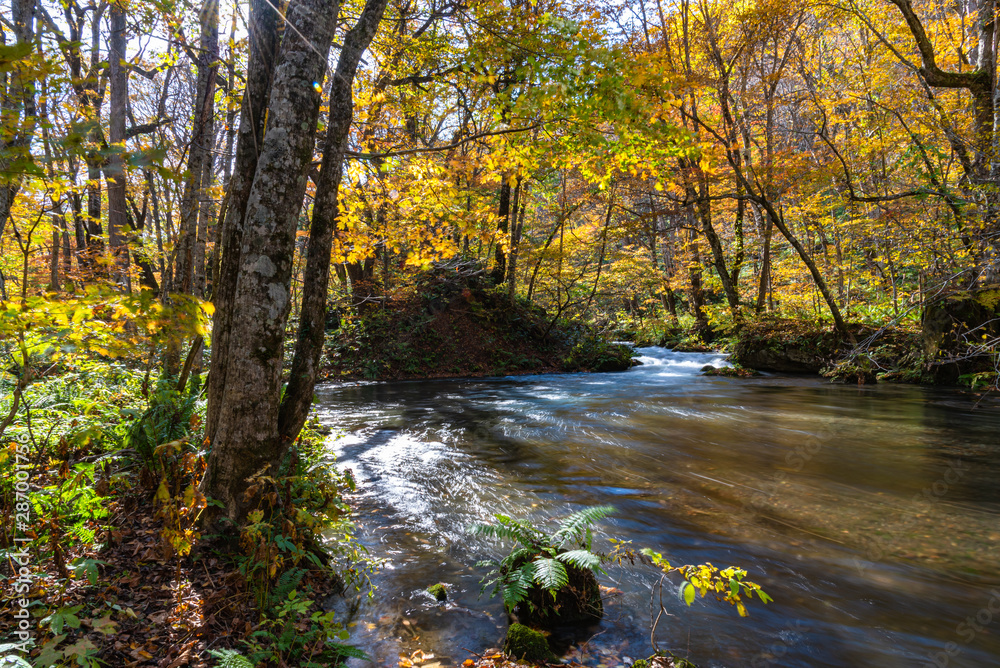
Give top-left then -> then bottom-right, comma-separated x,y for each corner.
555,549 -> 602,571
501,569 -> 530,610
328,642 -> 370,661
207,649 -> 255,668
269,567 -> 307,607
532,557 -> 569,591
552,505 -> 616,548
507,546 -> 536,565
471,514 -> 543,548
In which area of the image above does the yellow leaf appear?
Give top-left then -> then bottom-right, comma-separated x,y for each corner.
155,481 -> 170,504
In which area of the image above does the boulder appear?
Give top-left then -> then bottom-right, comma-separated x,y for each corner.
513,563 -> 603,628
733,320 -> 843,373
921,286 -> 1000,384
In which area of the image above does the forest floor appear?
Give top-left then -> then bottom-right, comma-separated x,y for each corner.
322,264 -> 635,381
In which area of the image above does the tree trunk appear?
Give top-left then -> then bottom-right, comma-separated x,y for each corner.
202,0 -> 339,526
0,0 -> 37,242
176,0 -> 219,296
106,0 -> 129,290
756,209 -> 772,314
507,181 -> 527,299
279,0 -> 391,443
686,224 -> 709,332
204,0 -> 281,443
491,178 -> 513,284
693,179 -> 740,319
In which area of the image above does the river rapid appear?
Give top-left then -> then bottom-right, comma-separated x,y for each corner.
313,347 -> 1000,668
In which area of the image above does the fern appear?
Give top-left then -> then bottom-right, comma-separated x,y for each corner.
207,649 -> 255,668
500,563 -> 533,609
472,505 -> 616,617
551,505 -> 616,549
556,549 -> 602,571
471,514 -> 544,548
328,642 -> 370,661
123,378 -> 200,467
269,567 -> 307,607
532,557 -> 569,590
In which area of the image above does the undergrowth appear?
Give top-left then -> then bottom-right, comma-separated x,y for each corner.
0,355 -> 369,668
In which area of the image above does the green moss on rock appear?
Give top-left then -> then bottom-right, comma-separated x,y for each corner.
503,623 -> 556,663
426,583 -> 447,602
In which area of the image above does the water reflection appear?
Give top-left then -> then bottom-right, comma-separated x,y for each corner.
314,348 -> 1000,668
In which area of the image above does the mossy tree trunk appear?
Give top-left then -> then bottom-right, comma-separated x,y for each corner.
201,0 -> 338,525
204,0 -> 281,444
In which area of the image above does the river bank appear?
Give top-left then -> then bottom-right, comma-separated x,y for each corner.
620,315 -> 998,390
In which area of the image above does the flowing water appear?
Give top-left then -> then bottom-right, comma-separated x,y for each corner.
313,348 -> 1000,668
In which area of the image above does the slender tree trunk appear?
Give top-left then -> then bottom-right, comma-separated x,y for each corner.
491,178 -> 513,284
176,0 -> 219,295
279,0 -> 391,442
693,180 -> 739,319
686,223 -> 709,332
507,181 -> 527,299
49,220 -> 60,290
756,208 -> 772,314
106,0 -> 129,290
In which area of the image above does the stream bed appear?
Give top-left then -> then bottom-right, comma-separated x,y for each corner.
314,348 -> 1000,668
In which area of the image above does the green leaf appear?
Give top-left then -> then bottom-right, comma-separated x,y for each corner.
33,635 -> 66,667
551,505 -> 615,548
555,549 -> 602,571
532,557 -> 569,591
0,42 -> 33,65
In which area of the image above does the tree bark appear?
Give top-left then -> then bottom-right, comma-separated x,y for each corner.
0,0 -> 37,242
176,0 -> 219,296
491,178 -> 512,284
106,0 -> 129,290
202,0 -> 338,525
204,0 -> 281,443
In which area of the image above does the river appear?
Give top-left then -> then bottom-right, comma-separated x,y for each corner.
313,347 -> 1000,668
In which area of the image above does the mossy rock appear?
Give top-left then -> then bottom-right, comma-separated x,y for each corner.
701,364 -> 760,378
426,583 -> 447,602
562,337 -> 636,372
503,623 -> 556,663
922,286 -> 1000,358
732,320 -> 844,373
672,340 -> 713,353
513,563 -> 603,628
921,286 -> 1000,384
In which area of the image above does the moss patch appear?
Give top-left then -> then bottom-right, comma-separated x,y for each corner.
503,623 -> 556,663
701,364 -> 760,378
426,583 -> 447,602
